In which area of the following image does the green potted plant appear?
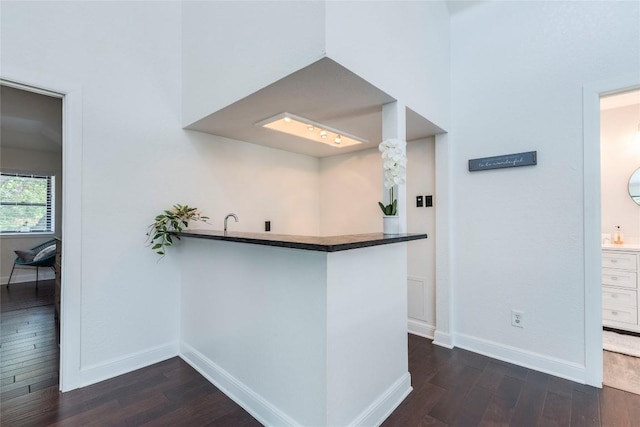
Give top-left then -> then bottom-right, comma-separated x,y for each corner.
146,204 -> 209,257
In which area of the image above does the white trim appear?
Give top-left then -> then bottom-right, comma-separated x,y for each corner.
455,333 -> 587,384
432,330 -> 454,349
434,132 -> 453,348
80,342 -> 178,388
348,372 -> 412,427
181,343 -> 411,427
582,74 -> 640,388
180,343 -> 299,427
59,79 -> 83,393
1,72 -> 84,392
408,318 -> 435,339
0,78 -> 63,98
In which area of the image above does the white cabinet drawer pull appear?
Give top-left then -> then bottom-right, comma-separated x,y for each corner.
611,259 -> 618,263
612,311 -> 618,316
612,294 -> 618,298
612,276 -> 618,281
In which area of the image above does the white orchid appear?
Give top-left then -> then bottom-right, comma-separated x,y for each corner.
378,138 -> 407,215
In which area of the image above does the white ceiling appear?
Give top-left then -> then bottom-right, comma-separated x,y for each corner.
1,85 -> 63,153
186,58 -> 444,158
601,89 -> 640,111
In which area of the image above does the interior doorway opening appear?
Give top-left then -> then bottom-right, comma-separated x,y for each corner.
0,81 -> 64,398
583,75 -> 640,388
599,89 -> 640,395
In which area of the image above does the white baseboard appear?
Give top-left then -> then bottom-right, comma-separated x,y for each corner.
408,318 -> 435,339
181,343 -> 412,427
180,343 -> 299,427
1,270 -> 55,285
349,372 -> 412,427
433,330 -> 454,349
78,341 -> 179,389
455,333 -> 587,384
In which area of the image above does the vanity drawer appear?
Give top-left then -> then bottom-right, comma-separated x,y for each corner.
602,287 -> 637,309
603,306 -> 638,325
602,252 -> 638,271
602,269 -> 637,289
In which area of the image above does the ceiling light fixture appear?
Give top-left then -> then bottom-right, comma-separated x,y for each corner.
256,112 -> 368,148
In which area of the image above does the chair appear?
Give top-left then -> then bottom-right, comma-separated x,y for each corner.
7,239 -> 57,290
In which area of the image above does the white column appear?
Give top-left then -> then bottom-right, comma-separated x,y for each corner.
433,132 -> 454,349
382,102 -> 407,233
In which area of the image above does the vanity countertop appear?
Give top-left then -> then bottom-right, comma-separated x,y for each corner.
180,229 -> 428,252
602,243 -> 640,252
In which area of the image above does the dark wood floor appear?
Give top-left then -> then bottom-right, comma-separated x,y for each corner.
2,283 -> 640,426
383,334 -> 640,426
1,280 -> 59,405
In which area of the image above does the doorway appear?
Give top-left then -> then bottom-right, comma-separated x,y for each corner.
0,83 -> 63,400
583,75 -> 640,388
599,89 -> 640,395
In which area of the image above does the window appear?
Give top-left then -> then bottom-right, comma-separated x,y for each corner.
0,172 -> 55,234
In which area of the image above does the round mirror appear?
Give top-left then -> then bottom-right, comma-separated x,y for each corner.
630,167 -> 640,206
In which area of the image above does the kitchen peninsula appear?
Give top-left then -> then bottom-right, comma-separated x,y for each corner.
178,230 -> 427,426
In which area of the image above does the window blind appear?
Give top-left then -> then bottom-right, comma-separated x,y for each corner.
0,172 -> 55,233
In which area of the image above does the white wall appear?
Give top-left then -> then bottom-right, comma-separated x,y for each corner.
318,138 -> 437,338
601,104 -> 640,244
1,1 -> 321,388
181,0 -> 326,126
318,147 -> 381,236
406,138 -> 436,337
450,1 -> 640,381
325,1 -> 451,131
0,147 -> 62,284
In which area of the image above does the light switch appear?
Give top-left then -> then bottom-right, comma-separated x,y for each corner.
416,196 -> 424,207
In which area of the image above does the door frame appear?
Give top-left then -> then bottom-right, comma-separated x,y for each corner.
583,74 -> 640,387
1,75 -> 83,392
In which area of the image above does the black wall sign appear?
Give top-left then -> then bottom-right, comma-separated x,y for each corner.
469,151 -> 537,172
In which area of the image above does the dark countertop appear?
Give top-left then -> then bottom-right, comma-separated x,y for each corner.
179,230 -> 428,252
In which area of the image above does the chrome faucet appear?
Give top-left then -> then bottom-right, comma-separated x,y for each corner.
224,213 -> 238,234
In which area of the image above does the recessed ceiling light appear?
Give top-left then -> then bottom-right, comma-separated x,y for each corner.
256,112 -> 368,148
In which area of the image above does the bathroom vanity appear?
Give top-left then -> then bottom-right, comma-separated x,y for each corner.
178,230 -> 427,426
602,244 -> 640,333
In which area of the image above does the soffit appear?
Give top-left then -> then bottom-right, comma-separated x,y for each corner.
185,58 -> 444,158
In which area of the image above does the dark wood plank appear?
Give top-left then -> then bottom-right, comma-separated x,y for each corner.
478,395 -> 513,426
509,382 -> 546,427
571,388 -> 601,427
538,391 -> 571,426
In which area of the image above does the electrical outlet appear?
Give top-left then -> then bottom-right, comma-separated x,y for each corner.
425,195 -> 433,207
511,310 -> 524,328
265,221 -> 271,232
